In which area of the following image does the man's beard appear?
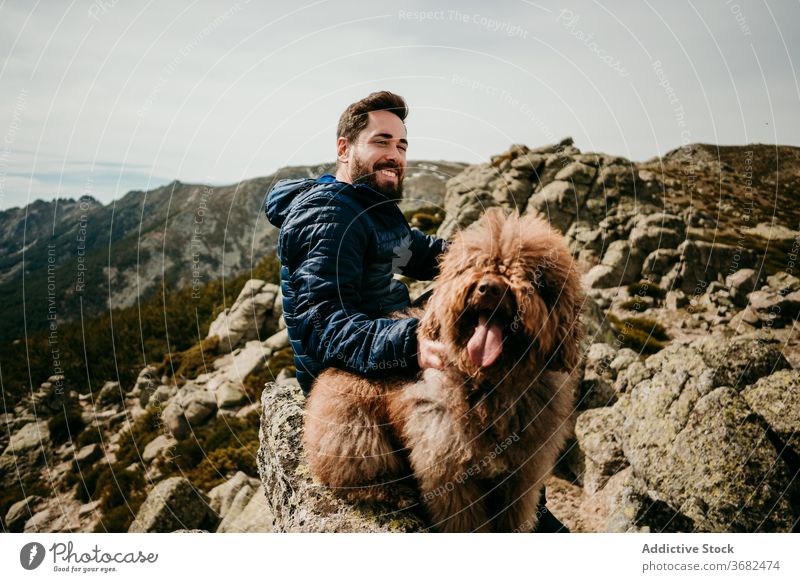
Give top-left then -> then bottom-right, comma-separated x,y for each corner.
350,156 -> 404,202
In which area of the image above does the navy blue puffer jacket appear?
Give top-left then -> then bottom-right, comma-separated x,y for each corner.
264,174 -> 448,395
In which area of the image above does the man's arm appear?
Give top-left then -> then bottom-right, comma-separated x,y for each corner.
285,195 -> 421,376
399,228 -> 449,281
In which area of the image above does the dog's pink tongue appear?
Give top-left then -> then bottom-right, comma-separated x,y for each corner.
467,314 -> 503,368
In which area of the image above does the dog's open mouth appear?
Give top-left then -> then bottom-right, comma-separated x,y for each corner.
467,311 -> 505,368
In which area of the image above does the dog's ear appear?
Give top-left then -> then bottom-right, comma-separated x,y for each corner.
548,313 -> 584,372
546,278 -> 586,373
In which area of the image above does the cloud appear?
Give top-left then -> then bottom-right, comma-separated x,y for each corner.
0,0 -> 798,209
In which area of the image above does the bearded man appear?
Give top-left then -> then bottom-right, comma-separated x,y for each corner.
264,91 -> 449,396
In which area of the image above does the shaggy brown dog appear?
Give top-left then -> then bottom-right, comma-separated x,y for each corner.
303,208 -> 584,532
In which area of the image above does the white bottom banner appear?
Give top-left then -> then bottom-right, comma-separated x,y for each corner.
1,533 -> 797,581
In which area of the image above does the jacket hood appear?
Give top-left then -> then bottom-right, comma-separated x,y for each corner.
264,177 -> 318,228
264,174 -> 400,228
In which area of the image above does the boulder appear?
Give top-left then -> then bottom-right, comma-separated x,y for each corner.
766,272 -> 800,296
257,382 -> 426,532
216,484 -> 273,532
675,240 -> 755,295
215,380 -> 247,409
208,279 -> 280,353
601,467 -> 695,533
5,495 -> 41,532
264,329 -> 290,352
726,268 -> 761,308
132,366 -> 159,406
628,213 -> 685,254
575,407 -> 627,493
4,421 -> 50,455
128,477 -> 218,532
642,249 -> 681,280
614,335 -> 795,531
583,240 -> 645,288
142,434 -> 176,463
97,381 -> 123,407
745,289 -> 800,328
73,443 -> 102,467
210,473 -> 274,533
578,343 -> 618,409
162,385 -> 217,440
555,161 -> 596,186
743,222 -> 800,243
525,180 -> 585,233
742,369 -> 800,457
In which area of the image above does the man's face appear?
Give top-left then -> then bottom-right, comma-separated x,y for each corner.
339,110 -> 408,202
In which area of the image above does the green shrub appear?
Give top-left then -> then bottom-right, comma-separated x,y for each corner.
0,474 -> 49,532
48,406 -> 85,445
75,424 -> 103,449
608,314 -> 670,354
95,466 -> 146,512
158,412 -> 261,488
404,206 -> 445,236
627,280 -> 666,299
190,447 -> 258,491
241,346 -> 295,400
97,385 -> 124,408
93,503 -> 141,533
620,298 -> 648,312
72,463 -> 103,503
159,335 -> 220,385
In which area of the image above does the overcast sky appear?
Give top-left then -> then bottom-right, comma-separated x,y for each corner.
1,0 -> 798,209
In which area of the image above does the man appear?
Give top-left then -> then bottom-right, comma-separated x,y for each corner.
264,90 -> 568,533
264,91 -> 448,396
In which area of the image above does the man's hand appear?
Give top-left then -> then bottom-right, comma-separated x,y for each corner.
418,337 -> 447,370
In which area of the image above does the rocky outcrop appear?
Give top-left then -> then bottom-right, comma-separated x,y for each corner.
576,335 -> 800,532
208,279 -> 281,352
210,472 -> 274,533
128,477 -> 219,532
256,381 -> 426,532
3,140 -> 799,534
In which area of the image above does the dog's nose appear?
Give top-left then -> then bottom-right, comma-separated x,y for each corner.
476,278 -> 506,298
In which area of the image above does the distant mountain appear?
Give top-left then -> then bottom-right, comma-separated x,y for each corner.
0,161 -> 468,344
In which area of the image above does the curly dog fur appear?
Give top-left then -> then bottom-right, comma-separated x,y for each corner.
303,208 -> 585,532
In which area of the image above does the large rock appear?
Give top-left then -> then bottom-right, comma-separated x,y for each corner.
210,473 -> 274,533
525,180 -> 586,233
583,240 -> 645,288
128,477 -> 218,532
208,279 -> 280,353
257,382 -> 426,532
5,495 -> 41,532
216,484 -> 273,532
674,240 -> 755,295
578,343 -> 618,409
3,421 -> 49,455
131,366 -> 160,406
142,434 -> 176,463
742,369 -> 800,457
628,213 -> 685,254
725,268 -> 761,308
575,407 -> 627,493
745,289 -> 800,328
613,334 -> 795,531
162,385 -> 217,440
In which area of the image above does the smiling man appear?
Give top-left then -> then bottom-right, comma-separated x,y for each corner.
264,91 -> 449,395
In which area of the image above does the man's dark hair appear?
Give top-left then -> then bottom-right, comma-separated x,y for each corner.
337,91 -> 408,144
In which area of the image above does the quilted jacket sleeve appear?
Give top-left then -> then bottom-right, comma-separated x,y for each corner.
283,194 -> 421,376
399,228 -> 449,281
